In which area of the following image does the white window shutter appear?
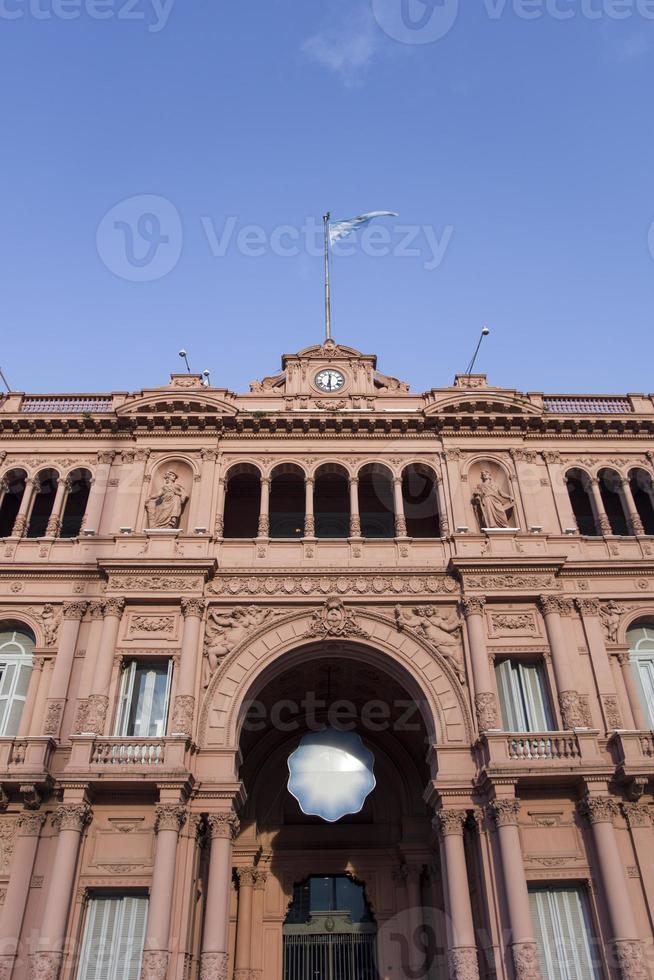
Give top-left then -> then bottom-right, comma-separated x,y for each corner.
529,886 -> 600,980
77,896 -> 148,980
518,663 -> 554,732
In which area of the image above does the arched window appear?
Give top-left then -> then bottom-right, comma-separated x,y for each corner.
358,464 -> 394,539
270,464 -> 305,539
314,464 -> 350,539
60,468 -> 92,538
629,469 -> 654,536
627,622 -> 654,728
27,469 -> 59,538
598,468 -> 629,536
402,464 -> 441,538
0,625 -> 35,736
0,469 -> 27,538
223,465 -> 261,539
565,470 -> 598,536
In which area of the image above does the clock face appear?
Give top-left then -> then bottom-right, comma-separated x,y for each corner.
315,369 -> 345,393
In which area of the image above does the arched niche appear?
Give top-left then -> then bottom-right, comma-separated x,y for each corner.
401,463 -> 441,538
143,460 -> 193,532
565,468 -> 597,536
223,463 -> 262,538
467,460 -> 517,531
270,463 -> 306,539
61,468 -> 92,538
27,468 -> 59,538
357,463 -> 394,539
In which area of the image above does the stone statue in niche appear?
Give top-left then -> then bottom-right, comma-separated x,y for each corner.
599,600 -> 625,644
395,605 -> 465,683
41,603 -> 61,647
203,606 -> 275,686
473,469 -> 515,529
145,470 -> 188,529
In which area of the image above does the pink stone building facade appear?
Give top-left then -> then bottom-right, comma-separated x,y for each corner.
0,340 -> 653,980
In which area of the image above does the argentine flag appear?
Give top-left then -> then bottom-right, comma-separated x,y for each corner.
328,211 -> 398,244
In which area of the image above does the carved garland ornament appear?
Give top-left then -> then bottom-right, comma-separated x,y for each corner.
448,948 -> 480,980
199,952 -> 228,980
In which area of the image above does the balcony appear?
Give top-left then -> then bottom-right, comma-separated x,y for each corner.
476,730 -> 606,780
0,736 -> 56,784
66,735 -> 194,785
609,731 -> 654,777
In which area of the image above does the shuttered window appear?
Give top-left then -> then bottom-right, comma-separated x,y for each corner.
0,629 -> 34,737
77,896 -> 148,980
627,625 -> 654,728
529,886 -> 601,980
495,659 -> 554,732
114,661 -> 172,737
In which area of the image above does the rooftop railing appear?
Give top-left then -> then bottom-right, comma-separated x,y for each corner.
544,396 -> 633,415
20,396 -> 113,413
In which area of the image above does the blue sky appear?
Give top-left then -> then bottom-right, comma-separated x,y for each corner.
1,0 -> 653,397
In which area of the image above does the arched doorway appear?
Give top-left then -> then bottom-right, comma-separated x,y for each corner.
283,875 -> 378,979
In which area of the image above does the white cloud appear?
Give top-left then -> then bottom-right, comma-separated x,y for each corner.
301,3 -> 381,85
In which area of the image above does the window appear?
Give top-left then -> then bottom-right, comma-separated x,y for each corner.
0,627 -> 34,736
565,471 -> 598,536
627,624 -> 654,728
77,895 -> 148,980
115,661 -> 172,737
529,886 -> 601,980
495,659 -> 554,732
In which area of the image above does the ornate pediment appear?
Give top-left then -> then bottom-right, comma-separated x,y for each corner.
425,390 -> 542,417
116,391 -> 238,417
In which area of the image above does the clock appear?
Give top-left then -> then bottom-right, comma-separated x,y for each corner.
315,369 -> 345,393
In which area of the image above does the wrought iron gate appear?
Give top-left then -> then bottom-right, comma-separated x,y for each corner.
283,914 -> 378,980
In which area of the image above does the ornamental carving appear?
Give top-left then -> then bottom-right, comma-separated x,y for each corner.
306,599 -> 368,640
207,572 -> 459,598
466,575 -> 559,592
538,596 -> 573,617
170,695 -> 195,737
475,693 -> 499,732
62,600 -> 87,620
42,700 -> 64,737
559,691 -> 587,730
204,606 -> 277,685
489,799 -> 521,827
17,812 -> 46,837
84,694 -> 108,734
140,950 -> 170,980
473,469 -> 516,530
0,820 -> 17,875
87,601 -> 104,620
611,940 -> 648,980
461,596 -> 486,617
622,803 -> 652,829
28,951 -> 63,980
107,575 -> 203,593
511,942 -> 542,980
53,803 -> 92,833
599,600 -> 625,643
145,471 -> 188,529
489,613 -> 538,635
577,796 -> 617,826
104,597 -> 126,618
235,867 -> 259,888
181,598 -> 206,619
433,809 -> 466,837
206,812 -> 240,841
395,605 -> 464,683
200,952 -> 228,980
154,804 -> 187,834
41,604 -> 61,647
602,695 -> 623,729
574,597 -> 601,617
130,615 -> 175,634
510,449 -> 538,463
448,948 -> 480,980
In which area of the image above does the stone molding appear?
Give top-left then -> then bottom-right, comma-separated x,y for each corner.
154,804 -> 187,834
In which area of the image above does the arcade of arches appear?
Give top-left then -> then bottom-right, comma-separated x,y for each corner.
1,343 -> 654,980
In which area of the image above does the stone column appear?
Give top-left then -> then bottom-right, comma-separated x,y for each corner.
589,478 -> 612,535
45,477 -> 69,538
488,798 -> 541,980
42,601 -> 87,738
575,598 -> 624,730
31,801 -> 92,980
234,868 -> 257,980
141,804 -> 188,980
617,651 -> 648,729
433,810 -> 479,980
250,870 -> 268,980
194,449 -> 218,532
257,477 -> 270,538
29,656 -> 52,737
170,599 -> 205,737
461,597 -> 499,732
214,477 -> 226,538
436,477 -> 450,537
393,477 -> 407,537
304,477 -> 315,537
0,477 -> 7,516
400,863 -> 425,977
539,596 -> 584,730
84,598 -> 125,735
0,811 -> 46,978
542,452 -> 577,533
200,811 -> 240,980
349,477 -> 360,537
83,451 -> 116,534
11,477 -> 38,537
71,602 -> 104,735
17,654 -> 46,738
578,795 -> 647,979
617,478 -> 645,536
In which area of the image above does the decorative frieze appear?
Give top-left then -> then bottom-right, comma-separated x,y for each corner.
207,572 -> 460,598
129,615 -> 175,634
107,575 -> 203,593
488,612 -> 538,636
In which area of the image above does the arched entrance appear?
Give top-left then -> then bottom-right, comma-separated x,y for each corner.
283,875 -> 378,980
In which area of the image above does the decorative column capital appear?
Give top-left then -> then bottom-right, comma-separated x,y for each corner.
538,595 -> 562,616
574,597 -> 601,617
349,476 -> 359,487
461,596 -> 486,617
206,811 -> 240,841
433,809 -> 467,838
97,450 -> 116,465
181,598 -> 206,619
304,476 -> 315,487
154,803 -> 188,834
87,600 -> 104,620
53,802 -> 92,833
103,597 -> 125,618
577,795 -> 617,826
622,803 -> 652,829
236,867 -> 258,889
260,477 -> 271,489
201,449 -> 219,462
253,870 -> 268,890
17,811 -> 47,836
488,798 -> 521,827
62,600 -> 88,621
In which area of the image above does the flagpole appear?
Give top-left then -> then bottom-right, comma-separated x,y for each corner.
323,212 -> 331,341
